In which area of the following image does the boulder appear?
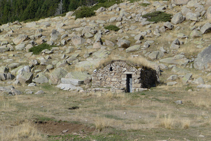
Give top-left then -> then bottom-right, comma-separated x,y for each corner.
171,12 -> 185,24
200,23 -> 211,34
171,0 -> 189,5
0,66 -> 9,73
13,34 -> 29,45
66,11 -> 74,18
117,39 -> 130,48
0,46 -> 9,53
193,77 -> 205,84
49,68 -> 67,85
126,45 -> 141,52
71,36 -> 85,46
207,6 -> 211,19
15,43 -> 25,51
56,83 -> 83,91
186,12 -> 199,21
182,73 -> 192,84
33,73 -> 48,84
16,66 -> 33,84
194,45 -> 211,71
190,30 -> 202,38
50,29 -> 60,41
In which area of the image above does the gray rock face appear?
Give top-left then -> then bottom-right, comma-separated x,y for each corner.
126,45 -> 141,52
13,34 -> 29,45
171,0 -> 189,5
193,77 -> 204,84
190,30 -> 202,38
71,36 -> 85,46
200,23 -> 211,34
182,73 -> 192,84
49,68 -> 67,85
171,12 -> 185,24
15,44 -> 25,51
186,12 -> 198,21
0,46 -> 9,53
16,66 -> 33,84
50,29 -> 60,41
33,73 -> 48,84
117,39 -> 130,48
61,78 -> 84,86
207,6 -> 211,19
194,45 -> 211,71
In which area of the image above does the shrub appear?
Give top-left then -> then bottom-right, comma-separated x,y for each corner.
140,3 -> 150,7
29,43 -> 55,55
142,11 -> 172,23
74,6 -> 95,19
105,25 -> 120,31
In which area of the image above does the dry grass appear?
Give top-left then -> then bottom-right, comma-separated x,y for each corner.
94,117 -> 114,132
0,120 -> 45,141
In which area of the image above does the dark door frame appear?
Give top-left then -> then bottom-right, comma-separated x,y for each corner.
126,74 -> 132,93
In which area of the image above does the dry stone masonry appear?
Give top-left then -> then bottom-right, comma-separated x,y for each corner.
92,60 -> 158,93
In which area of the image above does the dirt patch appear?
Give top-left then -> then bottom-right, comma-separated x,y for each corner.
35,121 -> 95,136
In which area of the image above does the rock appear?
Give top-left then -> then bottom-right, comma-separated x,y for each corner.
96,7 -> 106,13
15,43 -> 25,51
50,29 -> 60,41
186,12 -> 199,21
28,83 -> 36,87
167,81 -> 177,86
8,63 -> 20,69
126,45 -> 141,52
171,67 -> 190,74
194,45 -> 211,71
66,11 -> 74,18
0,46 -> 9,53
171,12 -> 185,24
190,30 -> 202,38
207,6 -> 211,19
33,73 -> 48,84
197,84 -> 211,88
171,0 -> 189,5
175,100 -> 183,104
49,68 -> 67,85
61,78 -> 84,86
13,34 -> 29,45
148,51 -> 160,60
200,23 -> 211,34
207,0 -> 211,6
193,77 -> 205,84
35,90 -> 45,94
182,73 -> 192,84
170,39 -> 180,49
71,36 -> 85,46
117,39 -> 130,48
167,75 -> 178,81
164,22 -> 174,30
160,56 -> 189,66
56,83 -> 83,91
0,66 -> 9,73
16,66 -> 33,84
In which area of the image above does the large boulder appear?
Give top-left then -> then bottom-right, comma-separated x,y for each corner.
117,39 -> 130,48
13,34 -> 29,45
71,36 -> 85,46
49,68 -> 67,85
171,0 -> 190,5
171,12 -> 185,24
16,66 -> 33,84
50,29 -> 60,41
194,45 -> 211,71
126,45 -> 141,52
33,73 -> 48,84
200,23 -> 211,34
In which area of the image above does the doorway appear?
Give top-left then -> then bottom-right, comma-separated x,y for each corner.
126,74 -> 132,93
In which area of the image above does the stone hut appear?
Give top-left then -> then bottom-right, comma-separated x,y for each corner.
92,60 -> 158,93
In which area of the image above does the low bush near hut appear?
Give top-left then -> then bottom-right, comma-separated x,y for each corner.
142,11 -> 172,23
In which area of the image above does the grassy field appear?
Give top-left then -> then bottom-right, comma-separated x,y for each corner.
0,83 -> 211,141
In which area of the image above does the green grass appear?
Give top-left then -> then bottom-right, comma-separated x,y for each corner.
140,3 -> 150,7
29,43 -> 55,55
105,25 -> 120,31
74,0 -> 121,19
142,11 -> 172,23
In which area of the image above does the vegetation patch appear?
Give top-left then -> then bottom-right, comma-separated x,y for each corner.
142,11 -> 172,23
105,25 -> 120,31
74,7 -> 96,19
140,3 -> 150,7
29,43 -> 55,55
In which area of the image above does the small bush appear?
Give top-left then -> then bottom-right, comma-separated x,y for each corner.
140,3 -> 150,7
29,43 -> 55,55
105,25 -> 120,31
74,6 -> 95,19
142,11 -> 172,23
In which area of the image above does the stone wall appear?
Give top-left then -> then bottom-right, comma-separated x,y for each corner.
92,60 -> 158,92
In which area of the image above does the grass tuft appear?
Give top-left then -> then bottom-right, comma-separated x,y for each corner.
140,3 -> 150,7
105,25 -> 120,31
29,43 -> 55,55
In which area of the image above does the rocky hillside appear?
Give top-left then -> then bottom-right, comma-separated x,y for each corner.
1,0 -> 211,94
